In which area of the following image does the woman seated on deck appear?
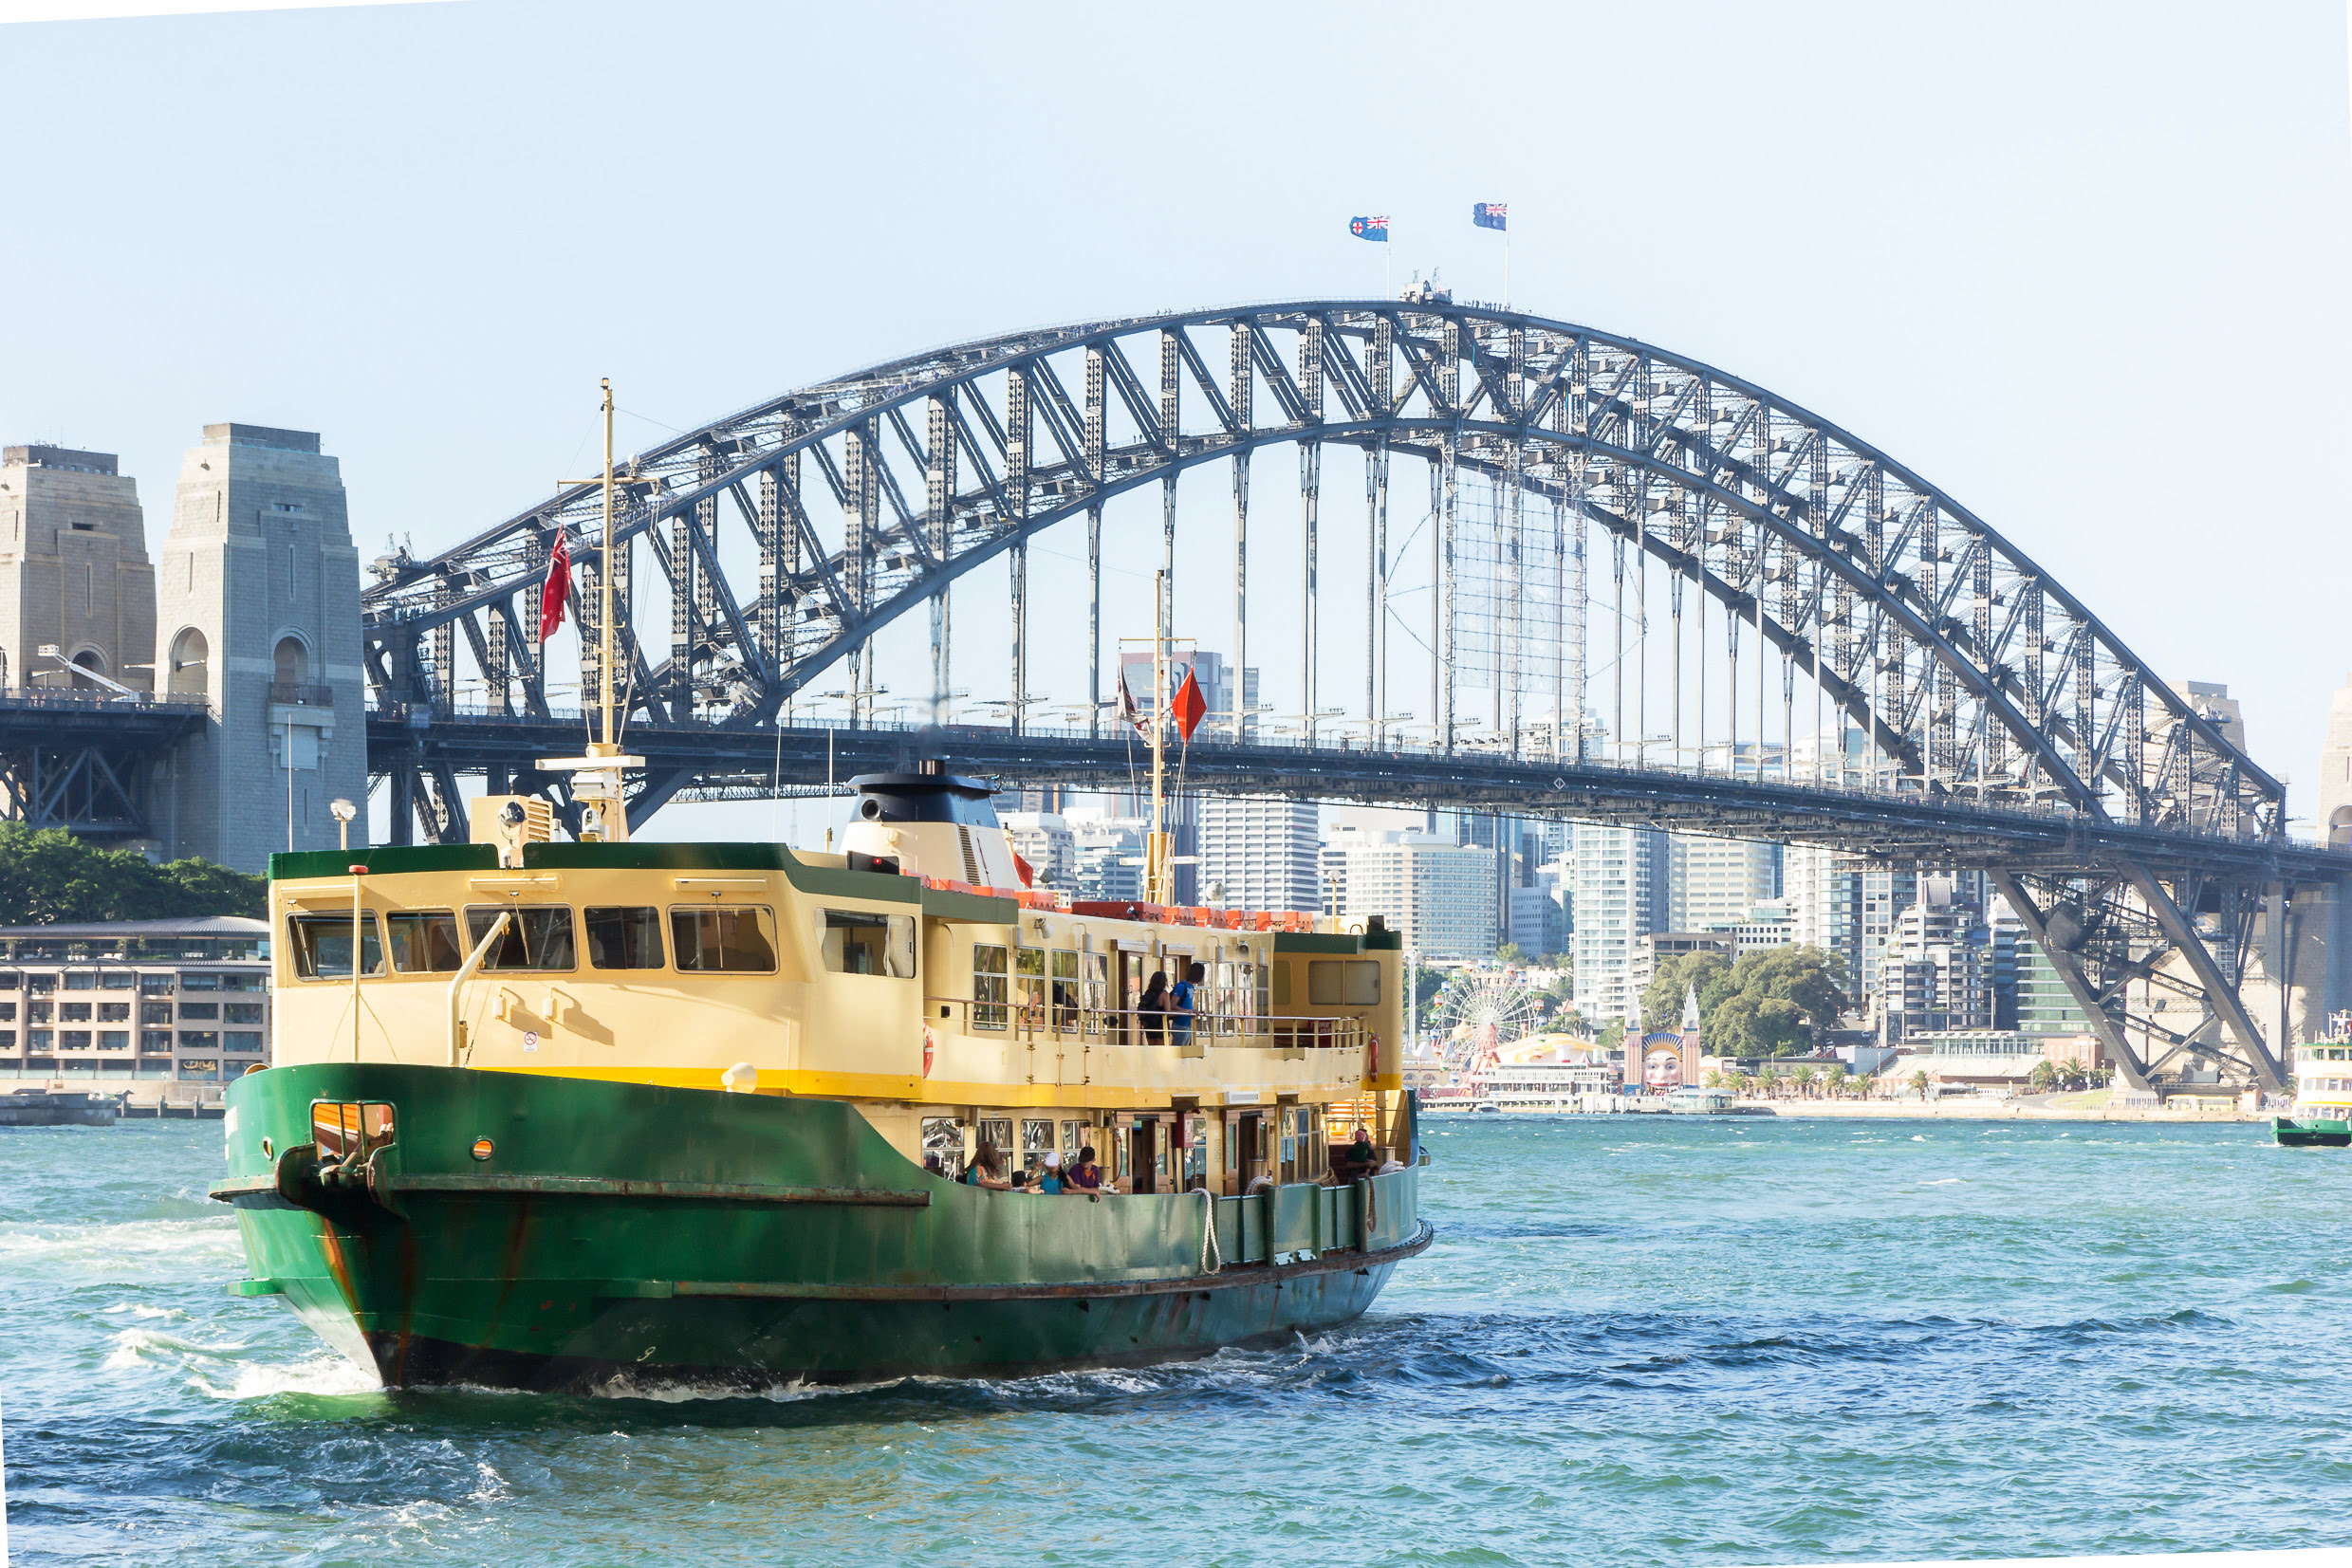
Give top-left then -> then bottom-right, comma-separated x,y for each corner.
961,1140 -> 1012,1190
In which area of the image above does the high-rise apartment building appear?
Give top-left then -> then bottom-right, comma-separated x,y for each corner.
1195,794 -> 1320,912
157,425 -> 364,871
1571,822 -> 1668,1024
1064,810 -> 1144,904
0,445 -> 156,692
1878,889 -> 1992,1043
1667,833 -> 1779,932
1336,831 -> 1498,960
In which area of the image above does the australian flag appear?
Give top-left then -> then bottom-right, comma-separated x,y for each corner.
1472,202 -> 1508,231
1348,215 -> 1389,242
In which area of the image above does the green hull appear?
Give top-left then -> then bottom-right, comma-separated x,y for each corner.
213,1064 -> 1428,1390
2274,1116 -> 2352,1149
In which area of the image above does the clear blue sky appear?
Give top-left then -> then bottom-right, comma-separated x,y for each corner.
5,1 -> 2348,840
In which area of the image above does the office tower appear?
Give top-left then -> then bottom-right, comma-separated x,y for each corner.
1571,822 -> 1669,1024
1195,793 -> 1320,912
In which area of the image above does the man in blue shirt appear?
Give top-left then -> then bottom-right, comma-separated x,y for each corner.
1169,961 -> 1203,1048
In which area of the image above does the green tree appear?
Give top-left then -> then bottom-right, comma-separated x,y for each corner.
1702,1069 -> 1724,1089
1824,1063 -> 1849,1098
1791,1063 -> 1817,1098
2028,1060 -> 2058,1094
0,823 -> 263,925
1907,1069 -> 1930,1101
1494,942 -> 1524,967
1639,949 -> 1733,1032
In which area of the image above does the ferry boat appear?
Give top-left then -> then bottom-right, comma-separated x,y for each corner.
2274,1011 -> 2352,1148
209,382 -> 1428,1391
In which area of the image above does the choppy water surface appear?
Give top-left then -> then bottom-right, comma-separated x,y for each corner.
5,1116 -> 2349,1566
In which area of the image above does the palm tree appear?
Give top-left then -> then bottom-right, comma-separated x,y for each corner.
1824,1063 -> 1849,1099
1908,1068 -> 1930,1101
1792,1064 -> 1817,1098
1703,1069 -> 1725,1090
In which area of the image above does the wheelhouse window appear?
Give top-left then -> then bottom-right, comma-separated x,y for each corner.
820,910 -> 914,977
585,907 -> 665,970
669,907 -> 776,973
287,913 -> 385,980
386,911 -> 465,973
972,944 -> 1008,1030
463,906 -> 578,971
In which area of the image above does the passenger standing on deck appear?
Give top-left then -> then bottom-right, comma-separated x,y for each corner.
1139,971 -> 1169,1045
1068,1145 -> 1105,1194
1036,1151 -> 1066,1194
1169,962 -> 1203,1049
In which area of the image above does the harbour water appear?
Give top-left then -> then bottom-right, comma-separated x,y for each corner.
4,1116 -> 2346,1566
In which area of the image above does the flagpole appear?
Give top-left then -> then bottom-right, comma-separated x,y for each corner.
1149,568 -> 1169,905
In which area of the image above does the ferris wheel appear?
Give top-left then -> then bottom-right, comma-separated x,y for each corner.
1425,970 -> 1548,1071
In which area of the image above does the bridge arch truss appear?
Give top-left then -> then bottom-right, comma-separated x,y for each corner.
362,299 -> 2336,1094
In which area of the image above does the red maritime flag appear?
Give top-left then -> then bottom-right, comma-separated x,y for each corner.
538,530 -> 572,642
1172,667 -> 1208,744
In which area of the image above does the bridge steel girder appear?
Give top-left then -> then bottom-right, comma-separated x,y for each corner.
361,300 -> 2341,1088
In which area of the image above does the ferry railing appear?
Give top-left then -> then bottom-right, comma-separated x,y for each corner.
924,997 -> 1367,1064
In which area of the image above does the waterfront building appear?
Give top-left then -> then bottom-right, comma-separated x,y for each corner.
157,424 -> 365,871
1667,833 -> 1778,932
1572,823 -> 1669,1024
0,916 -> 270,1086
1335,830 -> 1498,960
0,445 -> 157,693
1878,889 -> 1992,1043
1195,793 -> 1319,913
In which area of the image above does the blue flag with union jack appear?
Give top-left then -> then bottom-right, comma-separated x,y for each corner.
1349,215 -> 1389,242
1472,202 -> 1507,231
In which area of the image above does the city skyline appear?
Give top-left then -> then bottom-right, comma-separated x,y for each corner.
4,3 -> 2347,846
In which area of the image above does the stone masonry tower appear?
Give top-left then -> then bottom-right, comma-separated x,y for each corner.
157,424 -> 366,871
0,445 -> 156,692
2320,674 -> 2352,851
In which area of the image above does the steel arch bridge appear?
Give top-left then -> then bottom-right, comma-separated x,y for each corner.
361,295 -> 2351,1095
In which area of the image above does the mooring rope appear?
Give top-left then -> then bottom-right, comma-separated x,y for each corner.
1196,1187 -> 1223,1275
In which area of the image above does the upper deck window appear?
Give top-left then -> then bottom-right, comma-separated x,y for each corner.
464,906 -> 577,971
386,911 -> 464,973
585,907 -> 665,970
821,910 -> 913,977
287,913 -> 385,980
670,907 -> 776,973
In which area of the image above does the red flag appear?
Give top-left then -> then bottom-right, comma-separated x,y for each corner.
538,530 -> 571,642
1173,667 -> 1207,743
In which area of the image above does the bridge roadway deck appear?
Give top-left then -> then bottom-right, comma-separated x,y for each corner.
377,710 -> 2352,884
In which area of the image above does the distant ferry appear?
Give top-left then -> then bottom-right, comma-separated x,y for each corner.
2275,1013 -> 2352,1148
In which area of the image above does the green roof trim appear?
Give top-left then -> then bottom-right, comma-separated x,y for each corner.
920,886 -> 1020,925
1362,929 -> 1404,950
518,840 -> 919,903
1273,932 -> 1363,955
269,844 -> 498,881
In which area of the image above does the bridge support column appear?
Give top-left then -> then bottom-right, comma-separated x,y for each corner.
1988,871 -> 2149,1091
1301,440 -> 1318,746
2124,866 -> 2288,1093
